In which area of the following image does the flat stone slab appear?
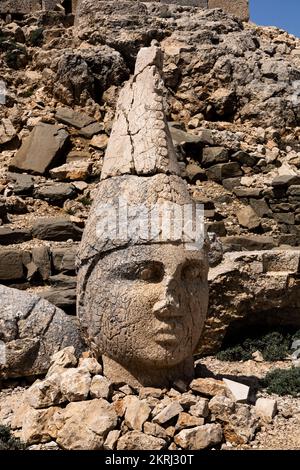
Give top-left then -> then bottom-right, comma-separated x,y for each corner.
0,249 -> 24,281
79,122 -> 104,138
56,108 -> 95,129
223,378 -> 249,403
32,218 -> 82,241
0,227 -> 32,245
9,123 -> 69,175
272,175 -> 300,187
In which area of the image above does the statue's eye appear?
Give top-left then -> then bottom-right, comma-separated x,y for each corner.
139,268 -> 155,281
181,264 -> 203,281
118,262 -> 164,283
138,264 -> 164,283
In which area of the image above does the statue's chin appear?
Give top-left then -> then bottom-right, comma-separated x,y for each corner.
108,349 -> 193,370
102,354 -> 195,389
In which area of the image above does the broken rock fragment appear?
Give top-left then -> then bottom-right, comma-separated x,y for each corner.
9,123 -> 69,175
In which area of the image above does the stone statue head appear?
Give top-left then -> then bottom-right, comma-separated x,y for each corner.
77,45 -> 209,388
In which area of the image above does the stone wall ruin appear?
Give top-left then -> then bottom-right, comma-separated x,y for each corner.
0,0 -> 249,21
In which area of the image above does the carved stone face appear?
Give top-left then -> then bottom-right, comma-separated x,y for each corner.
84,244 -> 208,374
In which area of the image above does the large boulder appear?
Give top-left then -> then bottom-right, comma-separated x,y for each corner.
0,285 -> 84,379
199,249 -> 300,354
53,46 -> 129,105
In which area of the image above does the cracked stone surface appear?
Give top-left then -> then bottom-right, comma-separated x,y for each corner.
77,45 -> 209,389
0,285 -> 84,379
101,46 -> 180,179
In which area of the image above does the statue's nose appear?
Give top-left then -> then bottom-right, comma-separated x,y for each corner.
152,277 -> 181,318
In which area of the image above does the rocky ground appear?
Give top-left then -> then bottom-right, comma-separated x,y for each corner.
0,350 -> 299,450
200,357 -> 300,450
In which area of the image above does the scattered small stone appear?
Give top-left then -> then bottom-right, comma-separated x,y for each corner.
143,422 -> 169,439
55,108 -> 95,129
223,378 -> 250,403
255,398 -> 277,423
90,376 -> 112,400
190,378 -> 228,398
153,402 -> 183,425
208,395 -> 235,421
78,357 -> 102,375
60,368 -> 91,402
90,134 -> 109,150
117,431 -> 166,450
79,122 -> 104,138
237,206 -> 261,230
124,396 -> 151,431
175,412 -> 205,431
189,398 -> 210,418
174,423 -> 223,450
252,350 -> 264,362
26,374 -> 64,409
104,430 -> 121,450
139,387 -> 164,400
118,385 -> 134,395
50,161 -> 92,181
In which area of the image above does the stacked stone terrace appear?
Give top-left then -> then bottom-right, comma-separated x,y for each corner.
0,0 -> 249,20
0,0 -> 76,15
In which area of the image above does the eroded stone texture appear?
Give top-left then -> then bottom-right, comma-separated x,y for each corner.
9,123 -> 69,175
77,46 -> 209,388
199,249 -> 300,355
0,285 -> 84,379
208,0 -> 249,21
101,46 -> 180,179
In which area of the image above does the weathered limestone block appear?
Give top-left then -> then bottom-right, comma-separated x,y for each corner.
208,0 -> 249,21
0,250 -> 24,281
0,1 -> 42,15
124,396 -> 151,431
90,375 -> 112,399
56,399 -> 117,450
255,398 -> 277,423
60,367 -> 91,402
26,373 -> 64,409
174,423 -> 223,450
199,249 -> 300,355
21,406 -> 63,445
0,285 -> 84,379
153,402 -> 183,425
9,123 -> 69,175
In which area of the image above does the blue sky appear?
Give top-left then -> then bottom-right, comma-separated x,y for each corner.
250,0 -> 300,37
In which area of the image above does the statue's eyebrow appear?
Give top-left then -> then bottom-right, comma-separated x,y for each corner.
110,260 -> 164,275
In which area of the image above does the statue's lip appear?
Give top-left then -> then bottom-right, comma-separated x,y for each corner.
155,332 -> 181,346
155,320 -> 183,336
